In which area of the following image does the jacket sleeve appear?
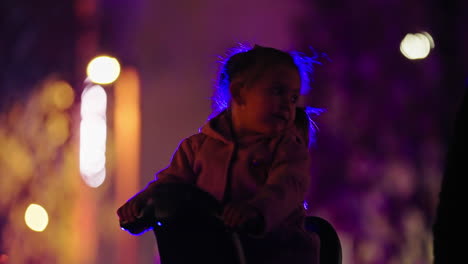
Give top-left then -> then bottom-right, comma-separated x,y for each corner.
248,135 -> 310,234
145,137 -> 197,190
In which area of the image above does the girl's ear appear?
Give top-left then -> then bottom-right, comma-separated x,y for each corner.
229,80 -> 245,105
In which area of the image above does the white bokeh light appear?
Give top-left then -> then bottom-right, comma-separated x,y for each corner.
80,118 -> 106,171
25,204 -> 49,232
400,32 -> 434,60
80,83 -> 107,188
81,85 -> 107,118
81,165 -> 106,188
86,56 -> 121,84
421,31 -> 435,48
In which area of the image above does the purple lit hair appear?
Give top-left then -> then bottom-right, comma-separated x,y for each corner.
210,43 -> 325,146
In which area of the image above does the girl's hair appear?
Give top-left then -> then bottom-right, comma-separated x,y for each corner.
211,43 -> 324,146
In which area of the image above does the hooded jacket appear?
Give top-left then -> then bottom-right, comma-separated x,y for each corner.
147,109 -> 319,263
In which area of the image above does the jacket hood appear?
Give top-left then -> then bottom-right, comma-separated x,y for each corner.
200,110 -> 235,144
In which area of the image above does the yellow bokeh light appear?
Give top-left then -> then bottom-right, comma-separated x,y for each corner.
50,81 -> 75,110
46,111 -> 70,147
86,56 -> 121,84
0,136 -> 33,179
400,32 -> 434,60
25,204 -> 49,232
39,79 -> 75,111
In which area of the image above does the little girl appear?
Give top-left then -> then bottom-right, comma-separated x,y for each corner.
117,44 -> 320,264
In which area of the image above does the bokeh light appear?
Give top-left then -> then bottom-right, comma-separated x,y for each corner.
50,81 -> 75,110
79,118 -> 107,174
81,85 -> 107,118
24,204 -> 49,232
421,31 -> 435,48
39,80 -> 75,111
0,136 -> 33,179
45,111 -> 70,147
86,56 -> 121,84
400,32 -> 434,60
79,117 -> 107,187
82,169 -> 106,188
79,84 -> 107,188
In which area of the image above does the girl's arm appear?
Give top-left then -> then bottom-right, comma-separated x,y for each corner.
117,137 -> 197,225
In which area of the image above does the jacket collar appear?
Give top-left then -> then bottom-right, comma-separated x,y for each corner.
200,109 -> 306,146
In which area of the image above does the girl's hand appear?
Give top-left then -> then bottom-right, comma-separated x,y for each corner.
222,202 -> 263,232
117,189 -> 153,225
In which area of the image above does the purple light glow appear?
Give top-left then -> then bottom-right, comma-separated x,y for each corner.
211,42 -> 252,117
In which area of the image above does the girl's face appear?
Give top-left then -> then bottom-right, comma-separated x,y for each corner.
237,64 -> 301,135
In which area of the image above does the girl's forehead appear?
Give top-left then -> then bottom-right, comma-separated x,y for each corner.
260,65 -> 301,84
268,64 -> 299,75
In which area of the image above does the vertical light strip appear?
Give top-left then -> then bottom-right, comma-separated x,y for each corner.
74,184 -> 98,264
114,67 -> 141,264
79,83 -> 107,188
73,0 -> 98,262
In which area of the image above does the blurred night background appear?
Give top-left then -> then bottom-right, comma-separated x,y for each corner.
1,0 -> 467,263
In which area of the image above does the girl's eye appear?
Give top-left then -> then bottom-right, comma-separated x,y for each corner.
272,87 -> 282,95
291,94 -> 299,103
